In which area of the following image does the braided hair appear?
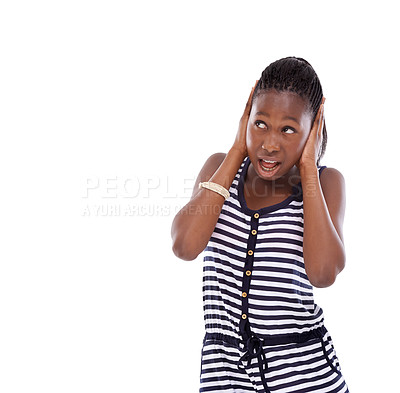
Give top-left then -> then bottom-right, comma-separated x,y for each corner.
252,57 -> 327,166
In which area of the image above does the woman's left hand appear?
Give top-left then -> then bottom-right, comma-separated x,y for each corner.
296,97 -> 325,170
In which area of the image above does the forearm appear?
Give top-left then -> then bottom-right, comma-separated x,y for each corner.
171,148 -> 245,261
300,165 -> 345,287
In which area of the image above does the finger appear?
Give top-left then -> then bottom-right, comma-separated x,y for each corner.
314,105 -> 323,139
243,82 -> 258,117
313,100 -> 325,131
319,105 -> 325,133
247,83 -> 257,106
318,100 -> 324,117
310,101 -> 323,130
317,98 -> 325,115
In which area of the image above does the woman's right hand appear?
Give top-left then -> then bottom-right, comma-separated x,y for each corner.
231,80 -> 258,158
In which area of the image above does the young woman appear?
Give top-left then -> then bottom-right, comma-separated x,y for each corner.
172,57 -> 349,392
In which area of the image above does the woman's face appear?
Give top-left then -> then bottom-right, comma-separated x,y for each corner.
246,89 -> 313,181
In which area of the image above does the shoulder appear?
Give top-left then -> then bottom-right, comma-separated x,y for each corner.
319,166 -> 346,192
200,152 -> 227,179
206,152 -> 227,167
190,152 -> 227,200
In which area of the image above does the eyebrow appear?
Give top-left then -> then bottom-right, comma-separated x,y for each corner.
255,111 -> 300,125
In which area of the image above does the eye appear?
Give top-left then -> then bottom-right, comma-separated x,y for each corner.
255,120 -> 267,129
283,127 -> 295,134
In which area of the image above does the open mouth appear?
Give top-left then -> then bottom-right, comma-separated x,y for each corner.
258,159 -> 281,176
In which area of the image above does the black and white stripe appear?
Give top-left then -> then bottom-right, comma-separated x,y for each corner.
200,156 -> 349,393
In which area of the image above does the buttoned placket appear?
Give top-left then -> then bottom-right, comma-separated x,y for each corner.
239,212 -> 259,340
237,211 -> 272,392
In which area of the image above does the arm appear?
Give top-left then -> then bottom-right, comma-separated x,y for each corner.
300,165 -> 346,287
297,99 -> 346,287
171,82 -> 258,261
171,148 -> 243,261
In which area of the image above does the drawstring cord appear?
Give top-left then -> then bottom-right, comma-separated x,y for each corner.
318,334 -> 340,374
204,326 -> 332,393
238,335 -> 270,393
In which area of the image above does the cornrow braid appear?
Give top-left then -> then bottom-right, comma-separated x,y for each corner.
252,57 -> 327,166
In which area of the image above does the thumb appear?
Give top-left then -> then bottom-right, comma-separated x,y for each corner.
295,156 -> 301,170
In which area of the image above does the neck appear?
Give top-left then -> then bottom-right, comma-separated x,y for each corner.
245,162 -> 301,198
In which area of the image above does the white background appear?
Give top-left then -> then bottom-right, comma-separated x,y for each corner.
1,1 -> 399,392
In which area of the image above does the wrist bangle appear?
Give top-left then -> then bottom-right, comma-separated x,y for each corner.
198,181 -> 230,201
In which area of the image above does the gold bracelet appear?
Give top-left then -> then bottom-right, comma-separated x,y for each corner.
198,181 -> 230,200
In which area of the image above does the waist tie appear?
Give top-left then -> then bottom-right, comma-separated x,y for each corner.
203,326 -> 328,393
238,334 -> 269,391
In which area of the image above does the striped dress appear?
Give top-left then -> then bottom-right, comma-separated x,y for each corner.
200,156 -> 349,393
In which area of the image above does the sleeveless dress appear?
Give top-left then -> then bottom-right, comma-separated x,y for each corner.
199,156 -> 349,393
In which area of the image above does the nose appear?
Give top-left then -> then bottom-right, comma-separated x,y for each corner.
262,133 -> 280,153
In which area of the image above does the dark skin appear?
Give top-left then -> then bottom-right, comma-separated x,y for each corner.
244,90 -> 312,208
234,85 -> 346,288
172,82 -> 346,281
